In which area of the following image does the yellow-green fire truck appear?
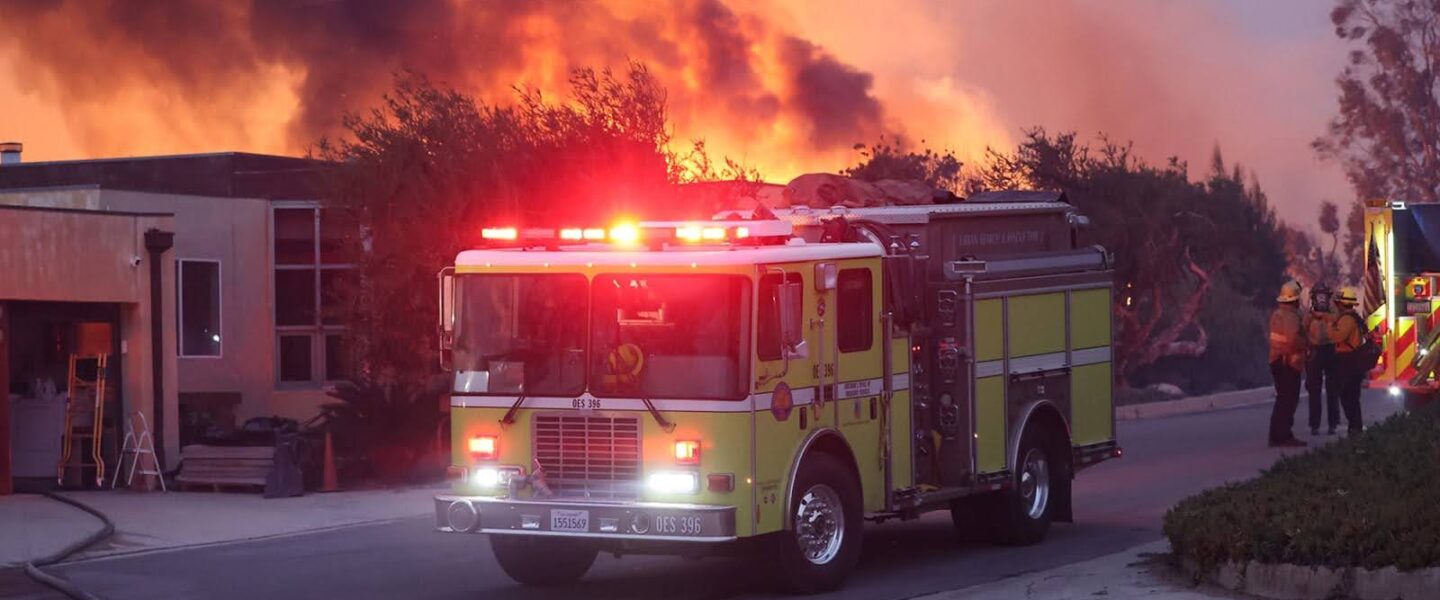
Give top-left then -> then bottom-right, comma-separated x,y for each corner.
433,192 -> 1121,592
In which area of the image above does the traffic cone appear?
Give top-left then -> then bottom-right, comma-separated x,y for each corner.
321,430 -> 339,492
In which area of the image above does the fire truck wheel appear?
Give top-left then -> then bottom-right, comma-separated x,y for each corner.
992,427 -> 1057,546
770,452 -> 864,594
490,535 -> 597,586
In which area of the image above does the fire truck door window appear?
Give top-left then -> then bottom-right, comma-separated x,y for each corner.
591,274 -> 750,400
758,272 -> 803,361
837,269 -> 873,353
452,274 -> 587,396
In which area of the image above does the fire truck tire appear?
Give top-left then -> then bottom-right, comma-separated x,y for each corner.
992,426 -> 1057,546
769,452 -> 864,594
490,535 -> 597,586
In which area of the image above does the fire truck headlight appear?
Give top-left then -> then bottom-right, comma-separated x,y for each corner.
647,471 -> 699,494
473,465 -> 523,488
1389,385 -> 1403,397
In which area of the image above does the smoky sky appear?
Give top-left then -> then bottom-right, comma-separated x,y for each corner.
0,0 -> 888,154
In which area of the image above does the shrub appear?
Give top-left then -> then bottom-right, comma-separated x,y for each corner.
1163,403 -> 1440,573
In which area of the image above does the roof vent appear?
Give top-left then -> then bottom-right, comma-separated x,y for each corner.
0,142 -> 21,165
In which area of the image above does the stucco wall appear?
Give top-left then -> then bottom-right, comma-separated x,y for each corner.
95,190 -> 278,423
0,204 -> 181,469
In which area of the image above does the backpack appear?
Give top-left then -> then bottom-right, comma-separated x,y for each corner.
1343,312 -> 1382,373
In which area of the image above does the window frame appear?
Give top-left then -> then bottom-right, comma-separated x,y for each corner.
589,273 -> 752,401
450,272 -> 591,397
757,271 -> 803,361
836,267 -> 874,354
176,258 -> 223,359
272,202 -> 354,388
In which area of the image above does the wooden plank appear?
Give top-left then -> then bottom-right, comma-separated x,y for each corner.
180,445 -> 274,459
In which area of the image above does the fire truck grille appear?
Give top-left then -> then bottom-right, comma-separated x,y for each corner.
534,414 -> 642,500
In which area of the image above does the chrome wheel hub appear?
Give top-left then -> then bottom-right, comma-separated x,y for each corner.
1019,447 -> 1050,520
793,484 -> 845,565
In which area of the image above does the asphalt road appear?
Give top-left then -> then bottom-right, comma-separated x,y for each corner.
42,392 -> 1399,600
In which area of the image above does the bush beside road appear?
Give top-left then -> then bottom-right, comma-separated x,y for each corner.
1164,403 -> 1440,575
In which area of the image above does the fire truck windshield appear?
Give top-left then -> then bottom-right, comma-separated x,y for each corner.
453,274 -> 588,396
591,274 -> 750,400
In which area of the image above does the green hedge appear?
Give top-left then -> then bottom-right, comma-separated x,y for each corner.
1163,403 -> 1440,573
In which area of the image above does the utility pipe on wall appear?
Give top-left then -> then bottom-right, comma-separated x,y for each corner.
143,229 -> 173,473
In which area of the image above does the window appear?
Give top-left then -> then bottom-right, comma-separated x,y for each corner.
837,268 -> 873,353
177,260 -> 222,357
273,205 -> 354,386
590,274 -> 750,400
452,275 -> 588,396
758,272 -> 802,361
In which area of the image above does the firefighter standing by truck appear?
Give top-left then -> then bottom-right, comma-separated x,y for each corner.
1329,287 -> 1366,434
1268,280 -> 1308,448
1304,284 -> 1340,436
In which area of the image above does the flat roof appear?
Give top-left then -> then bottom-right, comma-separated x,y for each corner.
0,151 -> 323,200
0,203 -> 172,218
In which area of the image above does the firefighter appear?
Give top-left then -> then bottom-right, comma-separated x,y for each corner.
1267,280 -> 1308,447
1303,284 -> 1340,435
1329,287 -> 1366,434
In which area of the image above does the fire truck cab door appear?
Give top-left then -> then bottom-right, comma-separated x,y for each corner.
829,261 -> 886,512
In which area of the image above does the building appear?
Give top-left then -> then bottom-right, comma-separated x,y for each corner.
0,146 -> 349,492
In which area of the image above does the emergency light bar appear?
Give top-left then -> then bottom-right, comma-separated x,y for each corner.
479,219 -> 794,248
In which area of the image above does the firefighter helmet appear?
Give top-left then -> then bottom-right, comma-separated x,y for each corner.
1276,280 -> 1302,303
1335,287 -> 1360,306
602,343 -> 645,391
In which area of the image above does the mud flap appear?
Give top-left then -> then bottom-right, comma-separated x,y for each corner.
1053,460 -> 1074,523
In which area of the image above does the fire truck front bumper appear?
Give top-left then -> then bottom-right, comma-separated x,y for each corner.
434,495 -> 737,543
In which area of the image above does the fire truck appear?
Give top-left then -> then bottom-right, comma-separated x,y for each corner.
433,192 -> 1122,592
1362,199 -> 1440,404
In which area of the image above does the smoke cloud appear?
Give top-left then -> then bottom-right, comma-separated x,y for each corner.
0,0 -> 1351,225
0,0 -> 890,175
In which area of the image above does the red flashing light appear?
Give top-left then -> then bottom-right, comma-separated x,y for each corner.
676,225 -> 702,242
481,227 -> 517,241
583,228 -> 606,240
559,228 -> 584,240
469,435 -> 498,460
609,224 -> 640,245
674,440 -> 701,465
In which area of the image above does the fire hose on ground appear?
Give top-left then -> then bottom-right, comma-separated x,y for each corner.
22,491 -> 114,600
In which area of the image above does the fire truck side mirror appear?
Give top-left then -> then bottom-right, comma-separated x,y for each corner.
778,281 -> 804,349
438,267 -> 456,371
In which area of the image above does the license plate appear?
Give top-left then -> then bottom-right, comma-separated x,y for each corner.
653,514 -> 704,536
550,509 -> 590,533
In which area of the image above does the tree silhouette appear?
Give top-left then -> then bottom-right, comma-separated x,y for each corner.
1316,0 -> 1440,203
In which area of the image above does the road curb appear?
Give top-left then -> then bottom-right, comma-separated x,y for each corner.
1183,557 -> 1440,599
1117,387 -> 1273,421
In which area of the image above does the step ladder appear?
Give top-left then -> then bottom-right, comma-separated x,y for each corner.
112,410 -> 166,492
57,352 -> 109,488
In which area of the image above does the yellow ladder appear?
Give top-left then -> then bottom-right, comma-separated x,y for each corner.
57,353 -> 108,488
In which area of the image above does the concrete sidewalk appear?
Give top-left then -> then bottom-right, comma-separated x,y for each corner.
923,541 -> 1244,600
0,484 -> 444,567
1117,387 -> 1273,421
